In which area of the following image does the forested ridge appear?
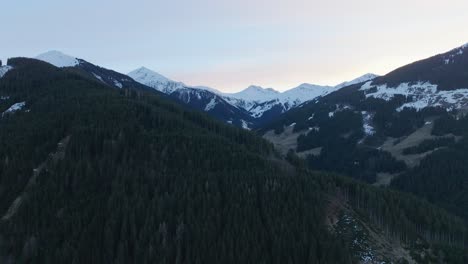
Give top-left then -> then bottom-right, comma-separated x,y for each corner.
392,114 -> 468,222
0,58 -> 466,263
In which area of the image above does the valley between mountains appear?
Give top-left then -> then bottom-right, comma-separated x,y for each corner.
0,43 -> 468,263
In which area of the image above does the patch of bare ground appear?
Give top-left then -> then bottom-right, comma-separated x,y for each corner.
326,193 -> 415,263
296,147 -> 321,158
374,173 -> 399,187
380,120 -> 461,168
263,126 -> 307,155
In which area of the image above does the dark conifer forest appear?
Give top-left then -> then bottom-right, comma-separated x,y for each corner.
0,58 -> 466,263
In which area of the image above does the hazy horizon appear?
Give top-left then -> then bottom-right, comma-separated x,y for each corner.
3,0 -> 468,92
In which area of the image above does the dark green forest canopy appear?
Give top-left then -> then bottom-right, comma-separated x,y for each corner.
0,58 -> 353,263
0,58 -> 466,263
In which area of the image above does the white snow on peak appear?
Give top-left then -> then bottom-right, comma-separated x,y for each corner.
36,51 -> 79,68
228,85 -> 279,102
129,67 -> 171,83
221,73 -> 377,118
223,82 -> 345,118
0,65 -> 13,79
192,85 -> 223,94
128,67 -> 185,94
360,81 -> 468,111
335,73 -> 379,89
2,102 -> 26,117
280,83 -> 334,106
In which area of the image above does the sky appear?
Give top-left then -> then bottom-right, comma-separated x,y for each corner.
3,0 -> 468,92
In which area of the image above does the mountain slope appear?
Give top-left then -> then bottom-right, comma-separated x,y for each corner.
128,65 -> 379,128
36,51 -> 151,91
0,58 -> 465,263
36,51 -> 253,128
258,43 -> 468,226
373,43 -> 468,91
128,67 -> 254,128
222,74 -> 378,123
0,58 -> 340,263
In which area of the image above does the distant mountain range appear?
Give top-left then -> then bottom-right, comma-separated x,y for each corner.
261,42 -> 468,186
33,51 -> 378,129
2,43 -> 468,263
126,64 -> 378,127
32,43 -> 468,133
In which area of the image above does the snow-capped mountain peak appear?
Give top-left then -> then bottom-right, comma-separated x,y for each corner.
279,83 -> 334,106
335,73 -> 379,89
36,50 -> 80,68
128,67 -> 172,84
291,83 -> 330,91
128,67 -> 185,94
192,86 -> 223,94
228,85 -> 279,102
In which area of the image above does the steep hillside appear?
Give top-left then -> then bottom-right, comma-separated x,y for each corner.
0,58 -> 350,263
0,58 -> 465,263
258,43 -> 468,227
36,51 -> 151,91
260,43 -> 468,171
129,66 -> 379,128
128,67 -> 254,128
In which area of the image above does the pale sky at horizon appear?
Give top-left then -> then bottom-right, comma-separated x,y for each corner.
3,0 -> 468,92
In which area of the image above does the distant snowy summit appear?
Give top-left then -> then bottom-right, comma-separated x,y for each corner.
225,73 -> 379,105
36,50 -> 80,68
127,65 -> 379,120
226,85 -> 280,102
220,73 -> 379,118
127,67 -> 185,94
32,50 -> 380,126
335,73 -> 379,89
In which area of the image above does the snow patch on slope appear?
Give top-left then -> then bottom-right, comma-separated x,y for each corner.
361,111 -> 375,136
36,51 -> 79,67
360,81 -> 468,111
204,98 -> 217,111
113,79 -> 123,88
92,73 -> 105,83
241,120 -> 251,130
0,65 -> 13,79
2,102 -> 26,116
